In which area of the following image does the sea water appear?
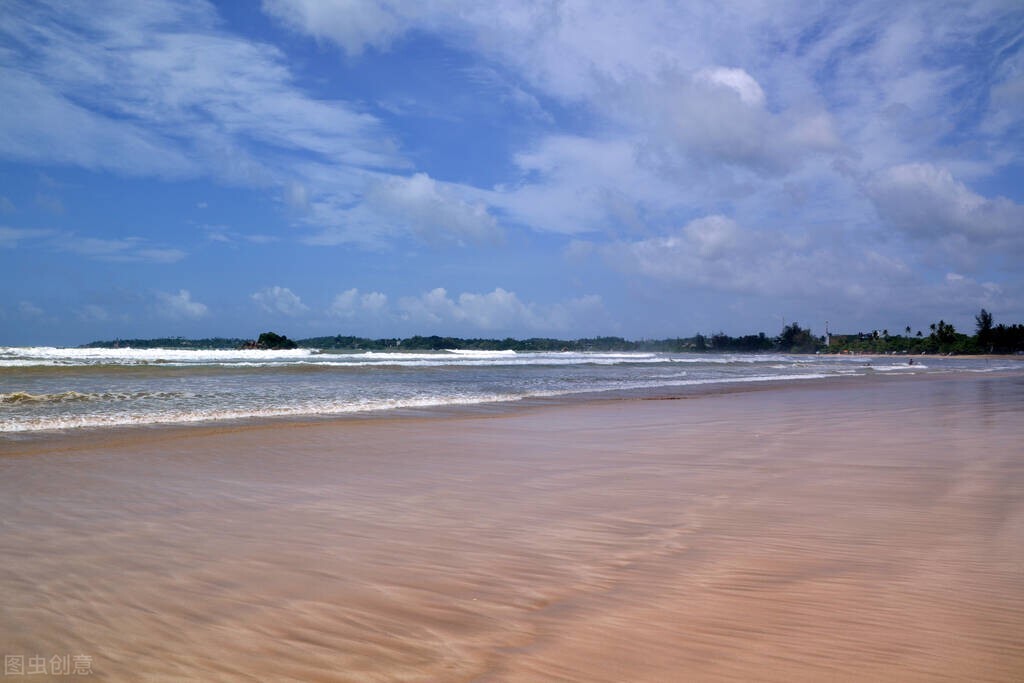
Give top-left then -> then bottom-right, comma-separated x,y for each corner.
1,347 -> 1020,433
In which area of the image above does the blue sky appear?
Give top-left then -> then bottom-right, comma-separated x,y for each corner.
1,0 -> 1022,345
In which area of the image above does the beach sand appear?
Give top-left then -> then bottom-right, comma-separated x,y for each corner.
2,374 -> 1023,681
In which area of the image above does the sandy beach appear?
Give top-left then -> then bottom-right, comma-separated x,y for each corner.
2,373 -> 1023,681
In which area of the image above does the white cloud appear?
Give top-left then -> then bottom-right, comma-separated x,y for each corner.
0,227 -> 52,247
366,173 -> 502,244
606,215 -> 758,285
252,286 -> 309,316
639,68 -> 842,176
156,289 -> 209,319
461,65 -> 553,123
682,215 -> 744,260
695,67 -> 766,107
78,304 -> 111,322
866,163 -> 1024,243
983,49 -> 1024,143
18,301 -> 44,318
2,0 -> 1021,336
261,0 -> 1019,243
329,288 -> 388,318
57,235 -> 187,263
451,288 -> 540,330
600,213 -> 924,308
397,286 -> 603,332
261,0 -> 417,56
495,135 -> 681,235
2,227 -> 185,262
202,224 -> 279,245
0,68 -> 197,178
361,290 -> 388,313
0,0 -> 406,211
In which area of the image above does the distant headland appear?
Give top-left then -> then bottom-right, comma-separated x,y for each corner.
80,310 -> 1024,355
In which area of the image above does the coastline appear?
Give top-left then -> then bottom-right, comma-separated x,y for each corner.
4,348 -> 1022,438
4,367 -> 1022,454
2,372 -> 1023,680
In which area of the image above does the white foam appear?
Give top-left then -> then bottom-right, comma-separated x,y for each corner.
444,348 -> 517,356
0,346 -> 316,366
1,347 -> 675,368
0,371 -> 846,433
0,392 -> 525,433
871,364 -> 928,372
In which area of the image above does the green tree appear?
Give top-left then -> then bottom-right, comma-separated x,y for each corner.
778,322 -> 820,353
930,320 -> 957,348
975,308 -> 994,349
255,331 -> 298,350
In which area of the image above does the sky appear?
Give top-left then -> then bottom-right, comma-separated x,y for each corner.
1,0 -> 1023,345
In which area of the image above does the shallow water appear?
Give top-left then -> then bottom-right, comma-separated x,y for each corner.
2,346 -> 1020,432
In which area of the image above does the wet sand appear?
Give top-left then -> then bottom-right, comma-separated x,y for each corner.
2,374 -> 1023,681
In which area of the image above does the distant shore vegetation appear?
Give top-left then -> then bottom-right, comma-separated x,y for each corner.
81,309 -> 1024,355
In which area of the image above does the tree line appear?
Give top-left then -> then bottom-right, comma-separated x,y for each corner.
81,309 -> 1024,354
825,309 -> 1024,355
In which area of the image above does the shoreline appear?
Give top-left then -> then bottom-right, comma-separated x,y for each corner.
2,372 -> 1023,680
5,367 -> 1022,455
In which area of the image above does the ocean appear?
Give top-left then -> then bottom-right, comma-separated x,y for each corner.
2,346 -> 1020,434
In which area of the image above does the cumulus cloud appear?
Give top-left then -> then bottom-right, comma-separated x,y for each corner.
495,135 -> 682,234
607,215 -> 761,286
641,67 -> 842,176
156,289 -> 209,319
360,290 -> 389,313
300,170 -> 503,247
366,173 -> 502,244
252,286 -> 309,316
600,213 -> 928,313
866,163 -> 1024,243
321,285 -> 605,333
329,288 -> 388,318
446,288 -> 540,329
397,287 -> 603,332
682,215 -> 744,259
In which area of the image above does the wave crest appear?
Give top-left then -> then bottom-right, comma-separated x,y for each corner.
2,390 -> 95,404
